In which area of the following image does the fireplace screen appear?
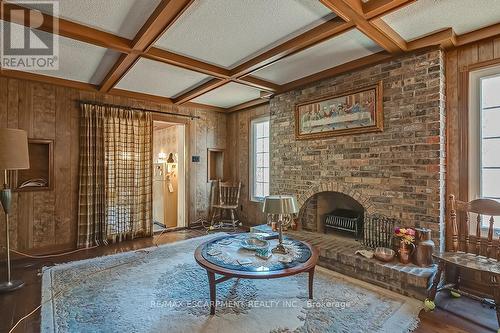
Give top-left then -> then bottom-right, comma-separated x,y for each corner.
324,209 -> 363,239
362,214 -> 398,249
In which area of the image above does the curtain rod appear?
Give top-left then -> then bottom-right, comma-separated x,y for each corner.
78,100 -> 201,120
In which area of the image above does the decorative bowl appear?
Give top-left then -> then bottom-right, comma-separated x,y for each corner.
374,247 -> 395,262
240,237 -> 269,251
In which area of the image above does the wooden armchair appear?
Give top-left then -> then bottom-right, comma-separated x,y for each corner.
426,195 -> 500,330
209,181 -> 242,231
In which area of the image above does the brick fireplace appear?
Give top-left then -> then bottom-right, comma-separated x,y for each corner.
270,48 -> 446,250
268,48 -> 446,299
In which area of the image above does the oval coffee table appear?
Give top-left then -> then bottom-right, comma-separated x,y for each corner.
194,234 -> 319,315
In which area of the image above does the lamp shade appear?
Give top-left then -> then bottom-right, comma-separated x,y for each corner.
262,195 -> 299,214
0,128 -> 30,170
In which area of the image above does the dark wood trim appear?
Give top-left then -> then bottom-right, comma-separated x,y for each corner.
0,68 -> 96,91
457,23 -> 500,47
0,2 -> 133,53
98,53 -> 140,92
226,98 -> 269,113
144,48 -> 231,79
235,76 -> 280,92
319,0 -> 404,53
466,57 -> 500,72
98,0 -> 195,93
279,51 -> 393,93
363,0 -> 416,20
407,28 -> 457,51
173,79 -> 229,105
456,57 -> 500,203
131,0 -> 194,53
109,88 -> 226,112
183,102 -> 226,113
230,18 -> 354,78
457,69 -> 469,203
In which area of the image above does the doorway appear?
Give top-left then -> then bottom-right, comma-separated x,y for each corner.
152,121 -> 186,232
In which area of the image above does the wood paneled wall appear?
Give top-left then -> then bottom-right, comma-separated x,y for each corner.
0,77 -> 226,254
226,103 -> 269,226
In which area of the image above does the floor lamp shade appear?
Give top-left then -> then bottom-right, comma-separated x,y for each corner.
0,128 -> 30,171
0,128 -> 29,293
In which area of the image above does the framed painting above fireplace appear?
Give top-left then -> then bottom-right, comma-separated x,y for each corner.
295,82 -> 383,140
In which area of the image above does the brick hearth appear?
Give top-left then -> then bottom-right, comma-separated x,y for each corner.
287,229 -> 436,300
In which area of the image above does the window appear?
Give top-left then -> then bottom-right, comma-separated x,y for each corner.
469,66 -> 500,229
250,117 -> 270,201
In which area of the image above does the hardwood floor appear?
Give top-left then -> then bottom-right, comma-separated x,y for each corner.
0,229 -> 495,333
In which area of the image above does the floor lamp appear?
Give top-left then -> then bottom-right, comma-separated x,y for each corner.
0,128 -> 30,293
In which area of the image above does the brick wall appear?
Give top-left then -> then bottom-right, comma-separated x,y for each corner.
270,48 -> 446,249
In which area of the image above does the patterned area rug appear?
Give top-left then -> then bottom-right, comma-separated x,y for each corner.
41,233 -> 421,333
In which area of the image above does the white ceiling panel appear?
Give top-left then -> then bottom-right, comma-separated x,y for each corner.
382,0 -> 500,41
1,21 -> 120,84
20,0 -> 162,39
252,29 -> 382,85
116,58 -> 211,98
191,82 -> 261,108
154,0 -> 333,69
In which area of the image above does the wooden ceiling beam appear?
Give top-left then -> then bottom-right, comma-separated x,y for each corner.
406,28 -> 457,50
144,48 -> 230,79
231,17 -> 354,78
456,22 -> 500,47
235,76 -> 280,92
278,51 -> 393,94
362,0 -> 416,20
226,98 -> 270,113
173,79 -> 230,105
0,68 -> 224,111
0,68 -> 97,91
319,0 -> 405,53
130,0 -> 194,52
0,1 -> 132,53
98,0 -> 194,93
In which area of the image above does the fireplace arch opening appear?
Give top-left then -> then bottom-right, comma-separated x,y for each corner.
298,191 -> 365,237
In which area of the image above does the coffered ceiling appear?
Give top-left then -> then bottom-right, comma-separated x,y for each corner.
1,0 -> 500,112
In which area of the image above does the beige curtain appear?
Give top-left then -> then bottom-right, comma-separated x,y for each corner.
78,103 -> 153,248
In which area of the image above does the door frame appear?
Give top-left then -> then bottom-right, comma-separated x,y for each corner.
152,114 -> 190,229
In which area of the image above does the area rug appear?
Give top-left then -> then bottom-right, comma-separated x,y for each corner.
41,233 -> 421,333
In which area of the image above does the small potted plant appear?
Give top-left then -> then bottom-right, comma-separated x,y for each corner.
394,227 -> 416,264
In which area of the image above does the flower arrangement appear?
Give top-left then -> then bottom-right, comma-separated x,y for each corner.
394,227 -> 415,245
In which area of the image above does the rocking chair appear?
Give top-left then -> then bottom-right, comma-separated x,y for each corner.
425,195 -> 500,331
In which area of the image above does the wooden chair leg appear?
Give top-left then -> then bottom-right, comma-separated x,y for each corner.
427,260 -> 445,302
210,208 -> 218,226
491,275 -> 500,332
230,209 -> 236,231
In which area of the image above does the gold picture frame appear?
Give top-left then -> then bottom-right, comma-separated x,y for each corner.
295,82 -> 383,140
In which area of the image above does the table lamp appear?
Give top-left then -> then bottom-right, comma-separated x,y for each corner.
0,128 -> 30,293
263,195 -> 299,254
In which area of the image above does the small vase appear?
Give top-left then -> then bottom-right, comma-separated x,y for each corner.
398,240 -> 415,264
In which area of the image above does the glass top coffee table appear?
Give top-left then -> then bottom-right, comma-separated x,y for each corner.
194,233 -> 319,315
